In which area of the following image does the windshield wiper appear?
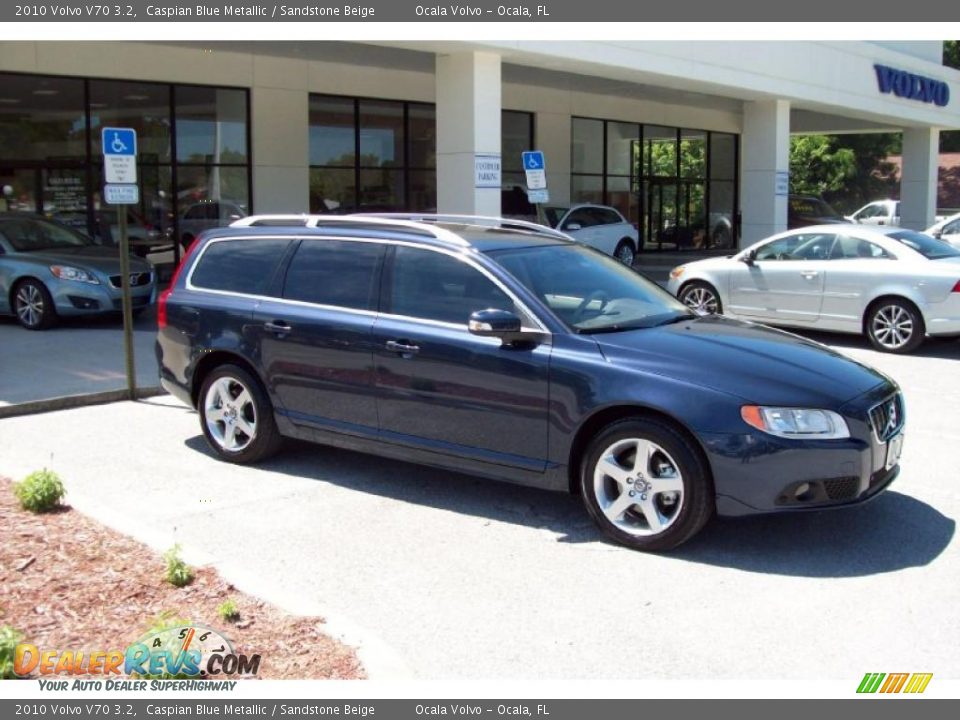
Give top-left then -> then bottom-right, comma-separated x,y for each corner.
652,314 -> 696,327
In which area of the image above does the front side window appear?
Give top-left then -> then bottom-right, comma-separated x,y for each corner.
388,247 -> 518,325
190,239 -> 292,295
563,209 -> 597,230
489,244 -> 689,333
282,240 -> 383,310
755,234 -> 836,261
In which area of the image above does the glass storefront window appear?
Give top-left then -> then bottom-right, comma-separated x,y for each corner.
710,133 -> 737,180
408,169 -> 437,212
680,129 -> 706,179
359,100 -> 404,168
309,96 -> 356,166
408,103 -> 436,170
502,110 -> 533,177
358,168 -> 403,210
175,86 -> 248,164
606,175 -> 638,227
310,167 -> 355,213
89,80 -> 171,163
645,126 -> 678,177
571,174 -> 603,205
0,73 -> 86,161
607,122 -> 639,177
176,165 -> 249,212
572,118 -> 604,175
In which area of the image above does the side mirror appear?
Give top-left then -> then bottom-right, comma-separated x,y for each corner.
932,231 -> 942,239
564,222 -> 582,231
741,249 -> 756,265
469,308 -> 521,336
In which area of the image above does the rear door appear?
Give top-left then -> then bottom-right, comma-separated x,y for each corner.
372,245 -> 551,472
253,238 -> 385,437
727,233 -> 832,323
820,234 -> 896,327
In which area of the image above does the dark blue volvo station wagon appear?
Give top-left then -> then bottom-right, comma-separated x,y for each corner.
157,214 -> 904,550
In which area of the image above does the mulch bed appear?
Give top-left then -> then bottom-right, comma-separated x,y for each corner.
0,476 -> 364,680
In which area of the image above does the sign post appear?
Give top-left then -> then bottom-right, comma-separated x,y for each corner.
522,151 -> 549,224
102,127 -> 139,401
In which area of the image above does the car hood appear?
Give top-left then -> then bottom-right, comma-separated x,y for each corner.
15,246 -> 153,275
594,315 -> 889,409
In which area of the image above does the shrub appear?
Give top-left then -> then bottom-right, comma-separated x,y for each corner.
217,599 -> 240,623
0,625 -> 23,679
13,469 -> 65,513
163,544 -> 194,588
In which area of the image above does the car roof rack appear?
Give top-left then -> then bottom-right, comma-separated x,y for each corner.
228,213 -> 471,246
355,213 -> 570,241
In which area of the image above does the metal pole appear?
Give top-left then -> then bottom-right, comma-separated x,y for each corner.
117,209 -> 137,400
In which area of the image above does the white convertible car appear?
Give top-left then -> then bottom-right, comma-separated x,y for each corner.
666,224 -> 960,354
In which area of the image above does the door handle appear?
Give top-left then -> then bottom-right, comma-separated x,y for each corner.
385,340 -> 420,356
264,320 -> 292,334
800,271 -> 819,279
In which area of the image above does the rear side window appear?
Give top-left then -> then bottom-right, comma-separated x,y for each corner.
190,238 -> 292,295
590,207 -> 623,225
282,239 -> 384,310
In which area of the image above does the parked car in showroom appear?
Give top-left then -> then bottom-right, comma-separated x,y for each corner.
52,208 -> 169,257
0,213 -> 155,330
176,200 -> 247,251
925,212 -> 960,248
788,194 -> 846,228
157,213 -> 904,552
541,204 -> 639,265
668,224 -> 960,353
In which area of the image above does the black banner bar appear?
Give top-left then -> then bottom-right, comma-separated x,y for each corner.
2,0 -> 959,22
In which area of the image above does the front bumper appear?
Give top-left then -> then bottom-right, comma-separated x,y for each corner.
702,384 -> 903,517
51,278 -> 155,316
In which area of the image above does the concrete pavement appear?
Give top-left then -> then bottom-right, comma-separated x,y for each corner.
0,332 -> 957,680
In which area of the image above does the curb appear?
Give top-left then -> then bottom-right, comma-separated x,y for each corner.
0,387 -> 166,420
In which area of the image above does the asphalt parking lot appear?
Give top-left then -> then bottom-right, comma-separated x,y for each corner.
1,331 -> 958,680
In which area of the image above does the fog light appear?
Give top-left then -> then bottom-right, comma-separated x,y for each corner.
794,482 -> 815,502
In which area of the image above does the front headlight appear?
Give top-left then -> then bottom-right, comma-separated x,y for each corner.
669,265 -> 686,280
50,265 -> 100,285
741,406 -> 850,440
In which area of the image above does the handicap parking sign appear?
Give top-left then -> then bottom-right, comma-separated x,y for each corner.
102,127 -> 137,156
101,127 -> 138,185
522,151 -> 545,171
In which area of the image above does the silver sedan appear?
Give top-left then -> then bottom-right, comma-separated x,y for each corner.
666,224 -> 960,354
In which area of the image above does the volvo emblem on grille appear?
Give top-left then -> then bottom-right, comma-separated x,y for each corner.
885,401 -> 898,437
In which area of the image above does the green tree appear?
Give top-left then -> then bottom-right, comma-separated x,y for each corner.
789,135 -> 856,197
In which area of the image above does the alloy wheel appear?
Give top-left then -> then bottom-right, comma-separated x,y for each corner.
204,376 -> 258,452
615,242 -> 636,266
15,283 -> 44,328
871,304 -> 914,350
592,437 -> 685,537
681,285 -> 719,315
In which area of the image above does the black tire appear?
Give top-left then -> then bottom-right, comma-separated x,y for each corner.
198,364 -> 283,464
614,239 -> 636,266
580,418 -> 714,551
678,280 -> 723,315
865,298 -> 925,354
13,278 -> 58,330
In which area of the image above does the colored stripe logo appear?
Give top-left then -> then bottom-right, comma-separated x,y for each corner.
857,672 -> 933,694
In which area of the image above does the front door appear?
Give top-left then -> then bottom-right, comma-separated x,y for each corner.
727,233 -> 833,323
373,245 -> 551,472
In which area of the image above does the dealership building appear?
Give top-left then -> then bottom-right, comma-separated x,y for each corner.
1,39 -> 959,265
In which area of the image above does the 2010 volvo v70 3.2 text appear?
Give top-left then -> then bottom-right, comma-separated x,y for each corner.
156,214 -> 905,551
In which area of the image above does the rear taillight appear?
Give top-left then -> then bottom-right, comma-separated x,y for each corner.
158,237 -> 201,330
952,280 -> 960,293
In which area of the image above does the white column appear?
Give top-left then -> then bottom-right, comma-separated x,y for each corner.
536,112 -> 571,204
436,51 -> 502,216
900,127 -> 939,230
740,99 -> 791,247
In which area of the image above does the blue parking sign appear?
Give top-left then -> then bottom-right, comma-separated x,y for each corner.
522,151 -> 545,171
102,127 -> 137,156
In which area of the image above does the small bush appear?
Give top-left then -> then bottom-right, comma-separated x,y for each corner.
217,599 -> 240,623
163,544 -> 194,588
13,469 -> 65,513
1,625 -> 23,679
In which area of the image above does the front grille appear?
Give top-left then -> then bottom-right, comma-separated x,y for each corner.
823,477 -> 859,501
109,272 -> 152,289
869,393 -> 905,443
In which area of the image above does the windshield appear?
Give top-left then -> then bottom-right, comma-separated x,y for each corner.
488,244 -> 693,333
0,217 -> 91,252
889,230 -> 960,260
